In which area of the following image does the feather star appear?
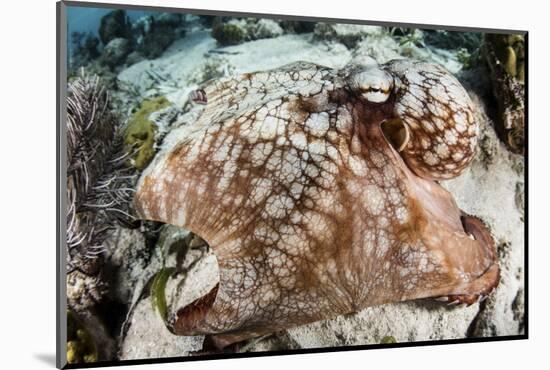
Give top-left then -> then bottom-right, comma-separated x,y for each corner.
134,60 -> 500,349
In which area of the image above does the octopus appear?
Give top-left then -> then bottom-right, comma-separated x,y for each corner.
134,60 -> 500,350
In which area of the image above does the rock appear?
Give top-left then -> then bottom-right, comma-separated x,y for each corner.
67,270 -> 106,313
119,225 -> 215,360
137,30 -> 177,59
136,26 -> 177,59
100,37 -> 131,68
67,309 -> 116,362
282,301 -> 479,349
133,13 -> 184,59
67,264 -> 115,362
423,30 -> 482,54
103,228 -> 152,305
69,32 -> 100,71
249,19 -> 284,39
212,18 -> 286,47
515,182 -> 525,221
119,294 -> 204,360
314,23 -> 383,48
154,12 -> 183,27
212,20 -> 247,46
198,15 -> 217,28
125,51 -> 146,66
99,9 -> 131,45
352,35 -> 402,64
280,20 -> 316,34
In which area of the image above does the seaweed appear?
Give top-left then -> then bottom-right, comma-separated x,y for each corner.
150,267 -> 176,322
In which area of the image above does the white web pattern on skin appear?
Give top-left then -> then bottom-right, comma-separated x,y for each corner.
387,60 -> 479,180
134,60 -> 498,344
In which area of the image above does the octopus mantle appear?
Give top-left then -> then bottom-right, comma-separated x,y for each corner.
134,60 -> 499,348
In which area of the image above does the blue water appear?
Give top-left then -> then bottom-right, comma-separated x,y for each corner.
67,6 -> 154,39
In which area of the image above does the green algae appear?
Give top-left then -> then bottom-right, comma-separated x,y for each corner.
150,267 -> 175,322
124,96 -> 170,170
380,335 -> 397,344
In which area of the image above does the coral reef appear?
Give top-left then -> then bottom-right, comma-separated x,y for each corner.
73,12 -> 188,77
99,9 -> 132,45
134,12 -> 186,59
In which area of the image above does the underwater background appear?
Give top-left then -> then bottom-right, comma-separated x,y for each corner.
65,5 -> 525,365
68,7 -> 152,36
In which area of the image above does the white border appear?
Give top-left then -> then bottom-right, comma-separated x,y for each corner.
3,0 -> 546,369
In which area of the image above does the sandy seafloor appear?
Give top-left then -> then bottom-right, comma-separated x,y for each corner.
80,18 -> 525,360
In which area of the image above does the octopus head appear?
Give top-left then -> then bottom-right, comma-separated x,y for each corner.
348,65 -> 394,103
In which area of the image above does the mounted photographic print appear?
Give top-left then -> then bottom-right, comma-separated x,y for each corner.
56,1 -> 527,368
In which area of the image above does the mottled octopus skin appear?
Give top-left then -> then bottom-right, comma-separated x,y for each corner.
134,60 -> 499,348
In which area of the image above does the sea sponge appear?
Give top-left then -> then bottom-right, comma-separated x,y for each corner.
124,96 -> 171,170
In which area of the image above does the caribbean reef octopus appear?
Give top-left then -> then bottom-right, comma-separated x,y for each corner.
134,60 -> 500,349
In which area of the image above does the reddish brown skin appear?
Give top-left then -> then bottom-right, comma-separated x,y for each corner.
134,61 -> 499,349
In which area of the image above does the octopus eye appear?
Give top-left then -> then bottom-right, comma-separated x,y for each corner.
362,88 -> 391,103
349,67 -> 394,103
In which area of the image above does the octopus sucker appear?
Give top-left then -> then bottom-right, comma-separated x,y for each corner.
134,59 -> 499,349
